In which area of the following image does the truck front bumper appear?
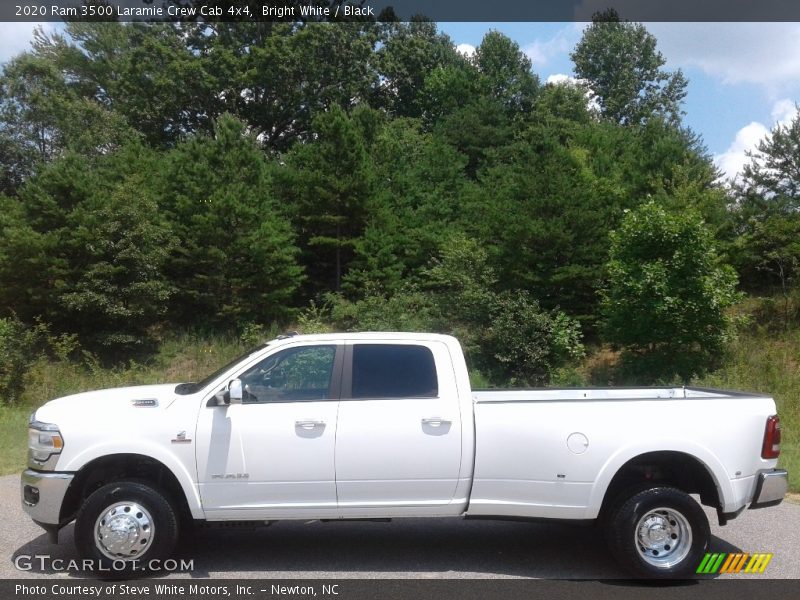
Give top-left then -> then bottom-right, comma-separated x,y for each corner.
21,469 -> 74,527
750,468 -> 789,509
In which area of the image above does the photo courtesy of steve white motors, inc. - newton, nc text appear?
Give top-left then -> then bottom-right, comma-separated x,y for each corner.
2,0 -> 800,599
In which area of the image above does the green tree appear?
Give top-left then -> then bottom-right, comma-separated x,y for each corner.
534,80 -> 594,124
602,202 -> 740,381
344,117 -> 469,294
373,19 -> 461,118
571,10 -> 688,126
418,61 -> 484,128
738,105 -> 800,207
465,122 -> 614,327
435,96 -> 514,178
63,22 -> 219,148
0,29 -> 138,191
0,146 -> 174,357
731,107 -> 800,294
732,214 -> 800,325
279,105 -> 375,294
161,114 -> 303,326
59,170 -> 174,357
208,21 -> 379,150
474,30 -> 540,113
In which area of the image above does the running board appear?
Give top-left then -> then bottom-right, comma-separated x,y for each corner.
319,518 -> 392,523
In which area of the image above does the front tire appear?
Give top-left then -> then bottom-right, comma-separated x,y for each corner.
606,486 -> 710,579
75,481 -> 179,574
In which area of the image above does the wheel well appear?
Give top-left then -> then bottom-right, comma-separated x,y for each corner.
60,454 -> 192,525
599,451 -> 720,519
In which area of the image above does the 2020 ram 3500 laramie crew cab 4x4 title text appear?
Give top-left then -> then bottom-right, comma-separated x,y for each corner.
22,333 -> 788,577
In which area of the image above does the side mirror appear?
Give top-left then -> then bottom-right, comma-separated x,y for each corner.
229,378 -> 243,404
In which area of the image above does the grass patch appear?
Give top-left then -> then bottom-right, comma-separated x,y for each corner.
0,403 -> 33,476
692,328 -> 800,492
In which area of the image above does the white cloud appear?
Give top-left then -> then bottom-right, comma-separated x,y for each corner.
455,43 -> 475,58
546,19 -> 800,91
647,23 -> 800,90
522,25 -> 581,67
715,122 -> 770,182
546,73 -> 575,85
0,22 -> 52,65
715,99 -> 799,181
771,98 -> 797,124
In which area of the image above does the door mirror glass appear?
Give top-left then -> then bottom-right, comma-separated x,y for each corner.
229,378 -> 243,403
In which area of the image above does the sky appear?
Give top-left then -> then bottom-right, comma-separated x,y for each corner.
2,21 -> 799,181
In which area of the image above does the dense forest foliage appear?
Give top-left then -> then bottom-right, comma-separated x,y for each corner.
1,12 -> 799,396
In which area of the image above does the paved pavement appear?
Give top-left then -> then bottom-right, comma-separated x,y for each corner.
2,475 -> 798,579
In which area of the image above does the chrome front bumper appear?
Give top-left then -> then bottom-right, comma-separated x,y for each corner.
750,468 -> 789,508
20,469 -> 74,525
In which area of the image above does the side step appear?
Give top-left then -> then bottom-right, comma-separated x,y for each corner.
197,520 -> 274,529
319,518 -> 392,523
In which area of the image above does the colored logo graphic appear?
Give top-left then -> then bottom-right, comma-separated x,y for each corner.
696,552 -> 773,574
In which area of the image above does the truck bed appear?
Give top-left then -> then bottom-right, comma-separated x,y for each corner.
468,385 -> 777,520
473,386 -> 768,403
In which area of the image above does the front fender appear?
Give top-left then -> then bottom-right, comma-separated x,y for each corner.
58,440 -> 204,519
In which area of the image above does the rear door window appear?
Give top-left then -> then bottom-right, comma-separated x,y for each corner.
351,344 -> 438,399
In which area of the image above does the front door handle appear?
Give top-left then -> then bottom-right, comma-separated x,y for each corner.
421,417 -> 451,427
295,419 -> 325,429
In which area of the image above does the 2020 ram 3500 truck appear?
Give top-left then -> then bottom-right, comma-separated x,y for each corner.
22,333 -> 788,578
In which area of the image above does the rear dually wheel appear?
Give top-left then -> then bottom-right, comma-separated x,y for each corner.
606,486 -> 710,578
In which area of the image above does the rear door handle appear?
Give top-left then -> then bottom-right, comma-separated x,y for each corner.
421,417 -> 451,427
295,419 -> 325,429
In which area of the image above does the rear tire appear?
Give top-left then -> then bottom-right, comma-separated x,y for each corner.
75,481 -> 179,575
606,486 -> 709,579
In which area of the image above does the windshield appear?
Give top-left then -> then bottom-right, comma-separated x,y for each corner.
174,343 -> 269,395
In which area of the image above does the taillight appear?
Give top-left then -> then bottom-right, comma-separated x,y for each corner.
761,415 -> 781,459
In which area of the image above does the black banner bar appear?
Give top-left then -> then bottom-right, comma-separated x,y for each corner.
5,578 -> 800,600
3,0 -> 800,23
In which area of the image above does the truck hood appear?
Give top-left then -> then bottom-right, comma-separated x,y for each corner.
34,384 -> 181,424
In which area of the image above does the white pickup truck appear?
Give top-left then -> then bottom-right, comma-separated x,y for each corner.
22,332 -> 788,578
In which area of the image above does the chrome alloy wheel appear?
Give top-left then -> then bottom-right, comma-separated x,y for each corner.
634,506 -> 693,568
94,501 -> 154,560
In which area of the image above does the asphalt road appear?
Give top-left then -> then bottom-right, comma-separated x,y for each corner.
2,474 -> 798,580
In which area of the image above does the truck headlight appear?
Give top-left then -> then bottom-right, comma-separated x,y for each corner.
28,420 -> 64,463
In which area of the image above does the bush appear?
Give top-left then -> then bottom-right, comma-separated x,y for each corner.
481,291 -> 585,386
326,286 -> 437,332
0,317 -> 40,405
602,202 -> 741,382
296,301 -> 334,335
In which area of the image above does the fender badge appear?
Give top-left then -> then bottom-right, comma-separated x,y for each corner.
132,398 -> 158,407
171,430 -> 192,444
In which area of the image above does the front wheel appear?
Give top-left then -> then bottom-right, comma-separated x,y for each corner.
606,486 -> 710,579
74,481 -> 179,574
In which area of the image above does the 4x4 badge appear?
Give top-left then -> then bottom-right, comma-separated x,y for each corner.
171,431 -> 192,444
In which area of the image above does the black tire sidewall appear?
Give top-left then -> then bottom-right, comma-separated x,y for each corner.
74,481 -> 179,575
607,486 -> 710,579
